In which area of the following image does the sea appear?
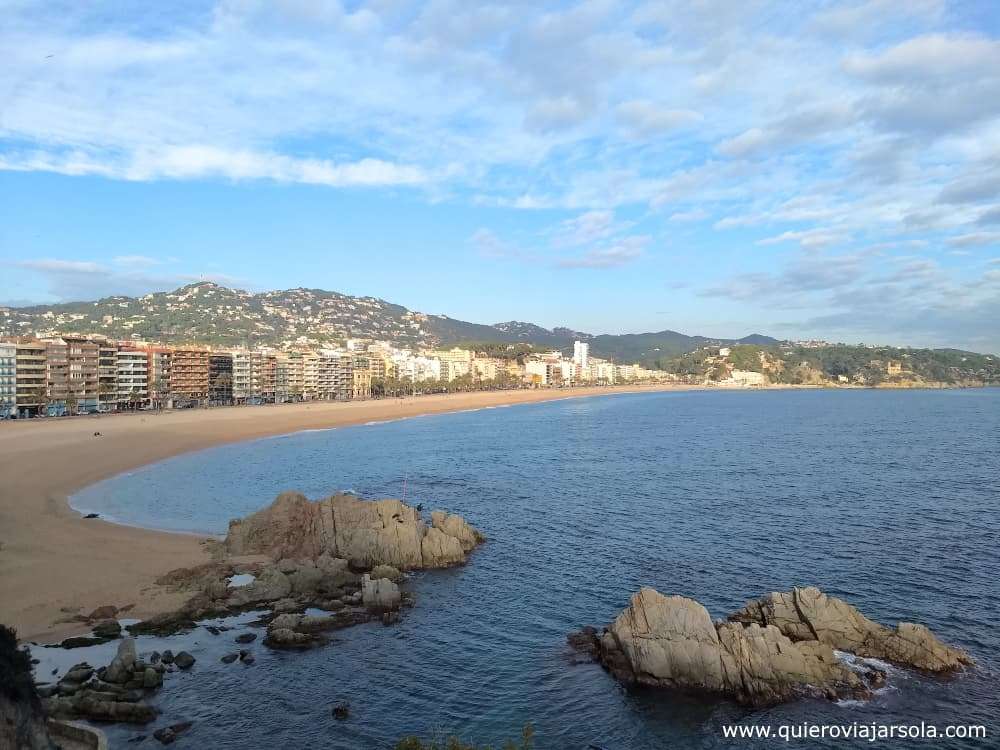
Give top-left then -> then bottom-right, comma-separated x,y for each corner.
60,389 -> 999,749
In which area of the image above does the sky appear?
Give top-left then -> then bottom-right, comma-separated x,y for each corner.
2,1 -> 1000,353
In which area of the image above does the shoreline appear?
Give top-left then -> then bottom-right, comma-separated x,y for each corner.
1,382 -> 976,644
0,384 -> 701,643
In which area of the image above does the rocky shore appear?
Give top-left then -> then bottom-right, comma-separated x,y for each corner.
29,491 -> 484,736
569,586 -> 972,707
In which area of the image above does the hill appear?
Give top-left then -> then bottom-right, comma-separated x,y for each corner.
0,282 -> 777,361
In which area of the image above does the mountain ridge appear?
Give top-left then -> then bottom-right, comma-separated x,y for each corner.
2,280 -> 774,363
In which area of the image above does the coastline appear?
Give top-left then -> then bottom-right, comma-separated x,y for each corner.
1,384 -> 701,643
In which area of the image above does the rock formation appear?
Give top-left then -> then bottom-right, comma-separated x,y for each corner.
572,586 -> 970,708
41,637 -> 160,724
224,492 -> 484,569
729,586 -> 972,672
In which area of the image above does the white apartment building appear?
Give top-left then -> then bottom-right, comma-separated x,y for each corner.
117,349 -> 149,408
0,342 -> 16,417
392,351 -> 441,382
573,340 -> 590,370
231,350 -> 252,402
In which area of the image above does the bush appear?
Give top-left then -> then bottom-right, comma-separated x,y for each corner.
0,624 -> 40,710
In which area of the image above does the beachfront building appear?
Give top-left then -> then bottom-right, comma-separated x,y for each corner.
170,348 -> 210,405
146,348 -> 173,408
0,342 -> 16,418
230,350 -> 252,403
209,353 -> 234,406
14,341 -> 46,417
116,348 -> 149,409
391,351 -> 440,383
250,350 -> 277,403
301,350 -> 319,400
429,347 -> 473,382
573,341 -> 590,371
98,342 -> 118,412
275,351 -> 306,402
45,336 -> 100,415
351,354 -> 372,399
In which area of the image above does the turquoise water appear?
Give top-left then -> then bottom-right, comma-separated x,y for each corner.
71,389 -> 1000,748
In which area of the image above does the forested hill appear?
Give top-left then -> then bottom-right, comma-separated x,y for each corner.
0,281 -> 777,360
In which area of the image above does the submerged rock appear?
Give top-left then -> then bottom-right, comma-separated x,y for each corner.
729,586 -> 973,673
575,585 -> 970,707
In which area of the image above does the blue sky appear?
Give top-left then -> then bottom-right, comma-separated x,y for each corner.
2,1 -> 1000,352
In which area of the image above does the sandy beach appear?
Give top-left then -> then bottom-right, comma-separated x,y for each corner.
0,384 -> 694,643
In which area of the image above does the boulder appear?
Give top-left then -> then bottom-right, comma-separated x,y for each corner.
420,527 -> 465,568
431,511 -> 484,552
61,664 -> 95,685
104,638 -> 137,684
586,588 -> 874,707
153,721 -> 192,745
287,565 -> 325,596
361,575 -> 401,612
264,628 -> 315,648
87,605 -> 118,621
235,632 -> 258,644
173,652 -> 195,670
729,587 -> 972,672
226,567 -> 292,607
370,564 -> 403,583
224,492 -> 483,570
92,620 -> 122,639
220,653 -> 239,664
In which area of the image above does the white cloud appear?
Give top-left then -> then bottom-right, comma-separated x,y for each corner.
947,233 -> 1000,248
557,235 -> 649,269
757,229 -> 850,249
0,147 -> 427,187
113,255 -> 161,267
616,100 -> 702,138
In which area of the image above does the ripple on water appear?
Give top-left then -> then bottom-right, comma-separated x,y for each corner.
68,390 -> 1000,750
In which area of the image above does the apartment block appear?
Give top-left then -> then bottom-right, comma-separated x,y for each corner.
146,348 -> 173,406
46,336 -> 100,414
170,348 -> 210,404
0,342 -> 16,418
209,353 -> 234,405
99,342 -> 118,412
117,348 -> 150,409
15,341 -> 46,417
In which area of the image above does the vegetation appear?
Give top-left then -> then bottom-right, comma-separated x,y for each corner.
655,343 -> 999,386
394,724 -> 534,750
0,625 -> 38,710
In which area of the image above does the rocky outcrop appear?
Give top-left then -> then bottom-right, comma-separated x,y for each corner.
224,492 -> 483,570
582,588 -> 873,706
41,638 -> 161,725
729,586 -> 972,672
573,586 -> 969,707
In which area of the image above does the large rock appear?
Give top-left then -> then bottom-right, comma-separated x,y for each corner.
361,575 -> 401,611
431,511 -> 483,552
583,588 -> 876,707
224,492 -> 483,570
104,637 -> 137,684
226,567 -> 292,607
729,586 -> 972,672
